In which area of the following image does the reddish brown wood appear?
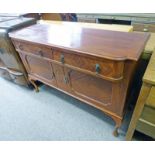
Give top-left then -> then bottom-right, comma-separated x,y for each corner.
53,49 -> 124,80
9,23 -> 149,136
19,53 -> 57,86
12,40 -> 53,60
52,63 -> 71,93
9,23 -> 149,61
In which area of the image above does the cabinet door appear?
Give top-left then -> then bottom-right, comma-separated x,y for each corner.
19,53 -> 56,86
52,63 -> 71,92
66,68 -> 113,107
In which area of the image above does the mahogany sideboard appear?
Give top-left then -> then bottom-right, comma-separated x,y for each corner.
9,23 -> 149,136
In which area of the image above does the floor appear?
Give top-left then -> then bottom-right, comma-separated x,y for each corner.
0,77 -> 137,141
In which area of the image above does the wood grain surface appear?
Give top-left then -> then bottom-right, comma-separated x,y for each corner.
9,23 -> 149,61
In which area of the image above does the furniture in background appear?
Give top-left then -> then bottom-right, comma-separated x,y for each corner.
38,20 -> 133,32
0,13 -> 41,20
9,23 -> 149,136
0,16 -> 36,86
133,25 -> 155,60
77,14 -> 155,60
126,52 -> 155,140
41,13 -> 62,21
22,13 -> 41,20
0,16 -> 18,22
40,13 -> 77,22
60,14 -> 77,21
131,23 -> 155,109
77,14 -> 155,24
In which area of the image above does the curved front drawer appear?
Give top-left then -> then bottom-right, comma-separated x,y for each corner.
13,40 -> 53,60
53,49 -> 124,81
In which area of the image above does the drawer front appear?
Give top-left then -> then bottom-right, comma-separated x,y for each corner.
136,105 -> 155,138
146,86 -> 155,108
53,50 -> 124,80
136,119 -> 155,139
139,105 -> 155,125
13,40 -> 53,59
133,23 -> 155,32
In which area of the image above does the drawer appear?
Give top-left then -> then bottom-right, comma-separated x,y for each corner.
146,86 -> 155,108
139,105 -> 155,125
12,40 -> 53,59
133,23 -> 155,32
136,105 -> 155,138
53,50 -> 124,80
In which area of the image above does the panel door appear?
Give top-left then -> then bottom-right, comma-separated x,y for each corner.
65,67 -> 113,108
52,63 -> 71,92
19,53 -> 57,86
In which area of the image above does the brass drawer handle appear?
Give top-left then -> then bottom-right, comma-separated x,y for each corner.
64,76 -> 69,84
38,50 -> 44,57
95,64 -> 101,74
51,72 -> 55,79
143,28 -> 148,32
60,54 -> 65,64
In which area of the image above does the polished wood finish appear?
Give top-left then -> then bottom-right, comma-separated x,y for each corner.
9,23 -> 149,136
9,24 -> 149,61
52,49 -> 124,81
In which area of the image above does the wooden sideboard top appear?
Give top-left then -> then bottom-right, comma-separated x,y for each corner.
9,23 -> 149,61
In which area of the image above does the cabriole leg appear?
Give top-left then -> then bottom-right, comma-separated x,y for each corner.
113,125 -> 119,137
111,116 -> 122,137
29,79 -> 39,92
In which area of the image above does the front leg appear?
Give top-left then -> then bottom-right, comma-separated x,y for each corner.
111,116 -> 122,137
29,79 -> 39,92
113,125 -> 120,137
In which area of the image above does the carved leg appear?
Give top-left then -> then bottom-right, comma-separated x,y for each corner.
29,79 -> 39,92
111,116 -> 122,137
113,125 -> 119,137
